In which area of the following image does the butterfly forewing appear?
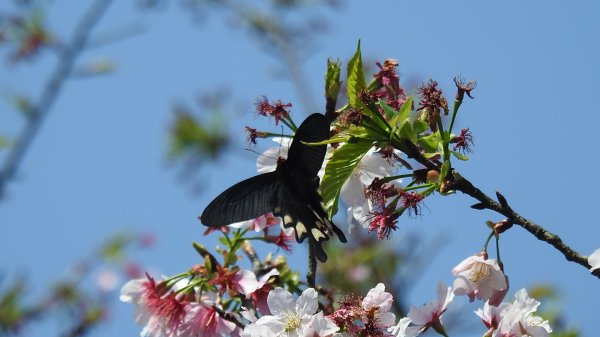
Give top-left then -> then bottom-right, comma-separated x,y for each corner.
200,172 -> 280,227
287,113 -> 329,177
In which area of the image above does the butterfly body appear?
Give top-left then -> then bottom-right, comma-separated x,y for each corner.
200,113 -> 346,262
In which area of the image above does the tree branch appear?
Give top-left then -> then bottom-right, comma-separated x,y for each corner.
0,0 -> 114,200
450,174 -> 600,279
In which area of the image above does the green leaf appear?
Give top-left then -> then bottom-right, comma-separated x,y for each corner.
321,140 -> 373,217
451,150 -> 469,161
346,40 -> 366,108
418,131 -> 443,152
325,58 -> 342,101
440,161 -> 450,181
379,99 -> 397,120
390,96 -> 413,127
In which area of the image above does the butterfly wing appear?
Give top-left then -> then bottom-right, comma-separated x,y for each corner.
200,172 -> 280,227
286,113 -> 329,177
274,174 -> 346,262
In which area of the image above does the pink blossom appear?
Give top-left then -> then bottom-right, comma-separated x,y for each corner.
247,269 -> 279,315
452,254 -> 507,304
120,275 -> 186,337
407,282 -> 454,335
179,304 -> 237,337
361,283 -> 396,328
484,289 -> 552,337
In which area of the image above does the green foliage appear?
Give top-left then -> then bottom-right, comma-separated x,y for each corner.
325,58 -> 342,102
321,139 -> 373,217
346,41 -> 366,109
169,108 -> 229,162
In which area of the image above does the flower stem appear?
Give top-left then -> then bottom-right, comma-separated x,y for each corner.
448,99 -> 462,134
482,231 -> 494,252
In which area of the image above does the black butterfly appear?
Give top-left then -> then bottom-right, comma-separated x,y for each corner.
200,113 -> 347,262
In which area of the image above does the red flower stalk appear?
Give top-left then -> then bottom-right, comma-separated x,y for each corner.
254,96 -> 292,125
207,266 -> 238,296
452,128 -> 474,153
368,206 -> 399,240
371,59 -> 407,110
245,127 -> 267,145
366,178 -> 396,211
418,79 -> 449,132
399,190 -> 425,216
454,76 -> 477,102
266,230 -> 294,253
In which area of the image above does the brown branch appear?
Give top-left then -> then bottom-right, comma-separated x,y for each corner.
450,173 -> 600,279
0,0 -> 115,200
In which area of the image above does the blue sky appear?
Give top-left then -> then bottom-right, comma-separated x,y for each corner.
1,1 -> 599,336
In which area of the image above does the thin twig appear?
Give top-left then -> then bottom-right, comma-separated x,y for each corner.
307,243 -> 317,288
0,0 -> 114,200
450,174 -> 600,279
214,306 -> 245,328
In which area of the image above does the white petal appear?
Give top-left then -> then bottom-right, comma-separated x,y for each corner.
388,317 -> 414,337
296,288 -> 319,316
267,287 -> 294,316
358,150 -> 395,185
307,312 -> 339,336
340,172 -> 366,206
377,312 -> 397,327
257,147 -> 283,174
243,321 -> 279,337
119,278 -> 145,303
363,283 -> 393,312
588,248 -> 600,272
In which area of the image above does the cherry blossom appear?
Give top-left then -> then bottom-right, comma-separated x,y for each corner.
489,289 -> 552,337
452,253 -> 507,303
474,301 -> 510,331
247,269 -> 280,315
340,148 -> 399,232
407,282 -> 454,336
361,283 -> 396,329
243,287 -> 335,337
179,304 -> 238,337
119,275 -> 186,337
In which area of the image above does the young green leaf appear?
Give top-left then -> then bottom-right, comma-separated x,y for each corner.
346,40 -> 366,108
325,58 -> 342,101
451,151 -> 469,161
321,140 -> 373,217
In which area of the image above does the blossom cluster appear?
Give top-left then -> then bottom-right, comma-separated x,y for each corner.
120,248 -> 553,337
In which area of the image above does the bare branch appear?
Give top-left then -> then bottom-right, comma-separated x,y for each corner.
0,0 -> 115,200
450,174 -> 600,279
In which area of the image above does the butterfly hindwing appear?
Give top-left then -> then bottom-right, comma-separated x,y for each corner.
200,172 -> 280,227
274,172 -> 346,262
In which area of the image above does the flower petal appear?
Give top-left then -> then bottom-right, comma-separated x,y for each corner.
296,288 -> 319,316
267,287 -> 294,316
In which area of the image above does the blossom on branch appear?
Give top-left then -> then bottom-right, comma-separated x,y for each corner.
243,287 -> 338,337
477,289 -> 552,337
407,282 -> 454,336
452,253 -> 507,304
